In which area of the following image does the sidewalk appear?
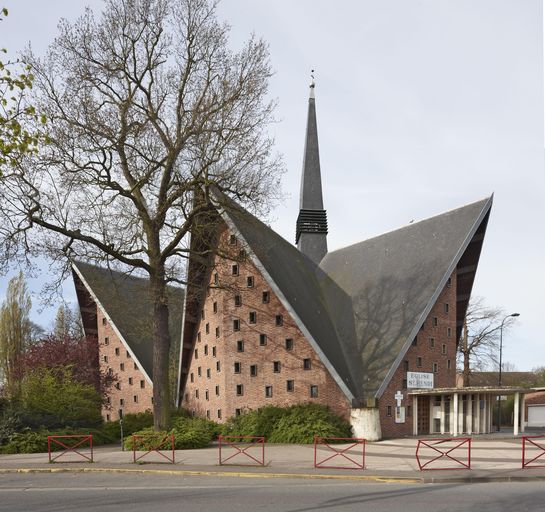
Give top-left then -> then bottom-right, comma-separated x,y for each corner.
1,437 -> 545,484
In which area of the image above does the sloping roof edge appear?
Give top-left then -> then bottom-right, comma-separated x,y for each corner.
374,195 -> 494,399
218,205 -> 356,404
71,262 -> 154,387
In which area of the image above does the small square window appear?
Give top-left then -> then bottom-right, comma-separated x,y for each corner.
433,362 -> 438,373
197,332 -> 201,342
214,273 -> 219,285
238,249 -> 246,259
106,396 -> 111,404
250,364 -> 258,377
233,319 -> 240,331
420,323 -> 425,331
236,384 -> 244,396
201,309 -> 205,320
229,234 -> 237,245
106,414 -> 111,421
265,385 -> 273,398
412,336 -> 418,346
442,344 -> 447,355
217,409 -> 222,419
247,276 -> 254,288
285,338 -> 293,350
205,390 -> 209,401
447,359 -> 452,370
115,347 -> 120,356
429,337 -> 435,348
387,405 -> 392,417
249,311 -> 257,324
212,346 -> 216,357
128,377 -> 133,385
190,373 -> 194,383
433,317 -> 438,327
205,323 -> 210,334
215,327 -> 220,338
236,408 -> 241,417
206,368 -> 211,378
416,357 -> 422,368
120,363 -> 125,371
213,301 -> 218,313
133,395 -> 138,404
134,362 -> 138,370
235,294 -> 242,307
447,277 -> 452,287
234,362 -> 241,373
195,389 -> 199,398
303,358 -> 311,370
259,334 -> 267,346
204,345 -> 208,356
206,410 -> 210,419
198,367 -> 202,377
140,380 -> 145,388
120,398 -> 124,406
102,318 -> 107,326
310,385 -> 318,398
104,337 -> 109,345
236,340 -> 244,352
126,351 -> 130,358
194,349 -> 198,359
103,355 -> 108,363
115,382 -> 121,390
447,327 -> 452,338
262,291 -> 270,303
403,360 -> 409,371
444,303 -> 449,314
275,314 -> 283,326
273,361 -> 281,373
232,264 -> 239,276
286,380 -> 294,392
215,385 -> 220,396
216,361 -> 221,372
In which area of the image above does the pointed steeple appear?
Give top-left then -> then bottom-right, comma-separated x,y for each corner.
295,73 -> 328,264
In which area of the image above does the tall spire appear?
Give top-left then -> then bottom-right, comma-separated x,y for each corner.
295,71 -> 328,264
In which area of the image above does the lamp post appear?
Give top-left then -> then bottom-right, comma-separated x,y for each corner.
497,312 -> 520,432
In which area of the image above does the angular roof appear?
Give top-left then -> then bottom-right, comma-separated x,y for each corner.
218,195 -> 492,404
72,261 -> 185,381
320,197 -> 492,400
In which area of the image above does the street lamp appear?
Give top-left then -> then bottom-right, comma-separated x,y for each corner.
497,312 -> 520,432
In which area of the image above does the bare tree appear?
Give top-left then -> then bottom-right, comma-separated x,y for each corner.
0,271 -> 32,397
458,297 -> 518,386
0,0 -> 283,429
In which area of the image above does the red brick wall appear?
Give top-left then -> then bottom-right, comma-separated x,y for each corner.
379,271 -> 458,439
182,224 -> 352,422
97,308 -> 153,421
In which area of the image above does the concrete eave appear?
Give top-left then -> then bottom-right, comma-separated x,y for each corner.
407,386 -> 529,395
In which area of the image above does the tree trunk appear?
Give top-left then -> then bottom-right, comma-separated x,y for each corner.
150,269 -> 171,431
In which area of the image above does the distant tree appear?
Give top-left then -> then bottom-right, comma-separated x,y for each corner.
0,0 -> 282,430
0,7 -> 46,173
458,297 -> 519,386
18,333 -> 115,400
53,304 -> 84,338
0,271 -> 32,397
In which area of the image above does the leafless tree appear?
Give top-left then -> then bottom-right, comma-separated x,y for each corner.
0,0 -> 283,429
458,297 -> 518,386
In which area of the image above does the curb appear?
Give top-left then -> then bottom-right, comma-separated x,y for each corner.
0,467 -> 421,484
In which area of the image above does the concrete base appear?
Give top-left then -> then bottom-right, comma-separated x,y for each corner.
350,408 -> 382,441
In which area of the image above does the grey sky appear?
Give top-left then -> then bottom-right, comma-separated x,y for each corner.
1,0 -> 543,370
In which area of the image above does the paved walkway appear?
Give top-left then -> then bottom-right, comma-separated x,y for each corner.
1,437 -> 545,483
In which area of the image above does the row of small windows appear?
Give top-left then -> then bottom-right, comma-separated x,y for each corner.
114,379 -> 146,390
413,328 -> 452,348
106,394 -> 147,406
212,273 -> 255,288
215,383 -> 317,397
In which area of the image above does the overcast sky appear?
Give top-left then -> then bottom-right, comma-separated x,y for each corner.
1,0 -> 544,370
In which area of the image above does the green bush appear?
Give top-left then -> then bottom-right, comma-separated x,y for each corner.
222,406 -> 287,439
102,411 -> 154,441
172,416 -> 222,440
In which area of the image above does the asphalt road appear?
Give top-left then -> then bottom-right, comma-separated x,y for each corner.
0,473 -> 544,512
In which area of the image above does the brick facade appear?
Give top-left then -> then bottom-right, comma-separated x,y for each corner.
97,308 -> 153,421
182,224 -> 352,422
379,271 -> 458,438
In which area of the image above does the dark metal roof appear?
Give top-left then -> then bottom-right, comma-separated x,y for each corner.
72,261 -> 185,381
320,197 -> 493,401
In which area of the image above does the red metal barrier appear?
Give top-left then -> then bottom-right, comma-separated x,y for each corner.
218,435 -> 265,466
132,434 -> 175,464
314,437 -> 365,470
522,436 -> 545,469
416,437 -> 471,470
47,435 -> 93,463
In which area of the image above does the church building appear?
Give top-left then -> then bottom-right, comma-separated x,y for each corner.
73,81 -> 498,440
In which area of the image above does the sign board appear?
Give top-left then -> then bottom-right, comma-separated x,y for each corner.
395,406 -> 406,424
407,371 -> 434,389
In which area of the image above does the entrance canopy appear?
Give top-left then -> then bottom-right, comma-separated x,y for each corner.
408,386 -> 528,437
